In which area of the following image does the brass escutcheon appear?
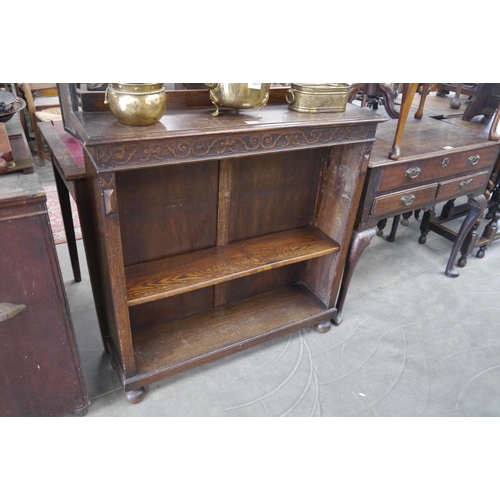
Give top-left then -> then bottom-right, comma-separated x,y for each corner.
440,157 -> 450,168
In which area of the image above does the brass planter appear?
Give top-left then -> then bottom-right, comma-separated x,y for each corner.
104,83 -> 167,126
286,83 -> 350,113
206,83 -> 271,117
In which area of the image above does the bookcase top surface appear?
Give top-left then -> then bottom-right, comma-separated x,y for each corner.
74,103 -> 386,147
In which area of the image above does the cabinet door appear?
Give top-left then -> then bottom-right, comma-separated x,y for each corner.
0,204 -> 89,417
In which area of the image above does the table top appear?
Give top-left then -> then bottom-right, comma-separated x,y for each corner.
369,113 -> 494,167
38,122 -> 85,181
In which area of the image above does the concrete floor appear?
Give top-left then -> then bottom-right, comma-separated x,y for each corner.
36,90 -> 500,417
53,206 -> 500,417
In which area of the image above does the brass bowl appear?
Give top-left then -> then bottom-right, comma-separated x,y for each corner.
104,83 -> 167,126
205,83 -> 271,117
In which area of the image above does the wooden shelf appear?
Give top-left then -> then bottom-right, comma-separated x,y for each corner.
125,226 -> 340,306
131,283 -> 334,382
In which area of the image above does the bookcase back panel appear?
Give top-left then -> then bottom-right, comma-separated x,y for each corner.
227,149 -> 326,243
116,161 -> 219,266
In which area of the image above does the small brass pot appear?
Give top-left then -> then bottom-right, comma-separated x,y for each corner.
205,83 -> 271,118
104,83 -> 167,126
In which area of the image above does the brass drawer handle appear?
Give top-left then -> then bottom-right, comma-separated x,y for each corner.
405,167 -> 421,179
459,178 -> 474,189
440,158 -> 450,168
0,302 -> 27,322
467,155 -> 481,165
400,194 -> 416,206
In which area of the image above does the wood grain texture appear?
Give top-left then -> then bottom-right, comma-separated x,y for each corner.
130,284 -> 334,382
126,226 -> 340,306
0,169 -> 88,416
227,149 -> 325,243
75,103 -> 383,397
116,161 -> 219,266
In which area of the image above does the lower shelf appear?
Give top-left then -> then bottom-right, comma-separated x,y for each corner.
128,283 -> 334,388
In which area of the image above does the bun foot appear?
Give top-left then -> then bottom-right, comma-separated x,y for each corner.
125,387 -> 146,404
457,256 -> 468,268
74,407 -> 88,417
314,319 -> 332,333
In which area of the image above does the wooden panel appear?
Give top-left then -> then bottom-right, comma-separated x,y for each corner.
125,226 -> 340,306
372,184 -> 438,217
0,208 -> 88,416
227,149 -> 324,243
129,287 -> 214,332
436,170 -> 491,201
116,161 -> 219,266
131,284 -> 333,380
223,263 -> 304,305
304,142 -> 371,307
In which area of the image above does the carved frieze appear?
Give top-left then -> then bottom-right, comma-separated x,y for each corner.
94,124 -> 377,169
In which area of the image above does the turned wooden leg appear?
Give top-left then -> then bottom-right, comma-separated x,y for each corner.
440,198 -> 456,218
389,83 -> 419,160
457,219 -> 482,268
332,228 -> 377,325
477,204 -> 500,258
314,320 -> 332,333
376,218 -> 387,236
414,83 -> 430,119
445,194 -> 487,278
125,387 -> 146,404
419,206 -> 436,244
347,83 -> 366,103
450,83 -> 463,109
386,215 -> 401,242
378,83 -> 400,119
401,211 -> 412,226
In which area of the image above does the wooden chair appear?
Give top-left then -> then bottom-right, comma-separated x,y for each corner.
462,83 -> 500,141
20,83 -> 62,166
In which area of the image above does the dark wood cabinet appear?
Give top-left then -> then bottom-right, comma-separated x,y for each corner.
72,102 -> 384,402
0,120 -> 89,416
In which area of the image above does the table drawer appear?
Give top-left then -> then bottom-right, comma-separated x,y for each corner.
436,169 -> 491,201
372,184 -> 438,217
377,145 -> 498,192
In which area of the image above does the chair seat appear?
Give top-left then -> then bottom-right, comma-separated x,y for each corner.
33,96 -> 60,108
35,107 -> 62,122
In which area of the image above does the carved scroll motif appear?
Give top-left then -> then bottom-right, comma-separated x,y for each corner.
94,124 -> 377,169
